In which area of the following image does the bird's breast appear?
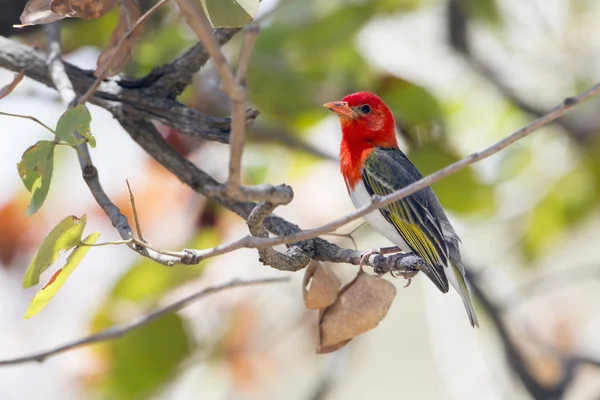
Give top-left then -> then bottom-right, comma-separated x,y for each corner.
348,180 -> 410,251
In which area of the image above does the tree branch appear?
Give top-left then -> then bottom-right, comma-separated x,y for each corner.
0,277 -> 288,366
247,201 -> 310,271
225,24 -> 258,193
0,36 -> 248,143
143,28 -> 241,95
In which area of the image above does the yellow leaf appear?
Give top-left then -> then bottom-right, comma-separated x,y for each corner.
24,232 -> 99,319
22,215 -> 86,287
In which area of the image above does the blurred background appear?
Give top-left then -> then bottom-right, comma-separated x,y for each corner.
1,0 -> 600,399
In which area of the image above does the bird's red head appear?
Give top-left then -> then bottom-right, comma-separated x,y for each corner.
324,91 -> 398,150
324,92 -> 399,188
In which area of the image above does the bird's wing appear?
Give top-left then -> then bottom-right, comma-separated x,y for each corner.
362,147 -> 451,293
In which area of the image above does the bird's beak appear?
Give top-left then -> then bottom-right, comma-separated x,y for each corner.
323,101 -> 358,119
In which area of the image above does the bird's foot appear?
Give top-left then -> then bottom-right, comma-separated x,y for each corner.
362,247 -> 419,287
359,246 -> 402,268
359,248 -> 381,269
385,253 -> 419,288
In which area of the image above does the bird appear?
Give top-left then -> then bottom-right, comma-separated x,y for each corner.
324,91 -> 479,328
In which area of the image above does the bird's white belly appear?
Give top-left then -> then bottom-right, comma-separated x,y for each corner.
348,180 -> 410,251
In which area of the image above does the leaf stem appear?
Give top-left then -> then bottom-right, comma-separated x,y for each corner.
78,239 -> 133,247
0,111 -> 55,133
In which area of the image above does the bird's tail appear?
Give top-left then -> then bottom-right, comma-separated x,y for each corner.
447,262 -> 479,328
423,263 -> 450,293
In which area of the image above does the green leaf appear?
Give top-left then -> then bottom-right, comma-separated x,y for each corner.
17,140 -> 55,216
23,215 -> 87,288
24,232 -> 99,319
55,105 -> 93,146
203,0 -> 259,27
106,314 -> 192,399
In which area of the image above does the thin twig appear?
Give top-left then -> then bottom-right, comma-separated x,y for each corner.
130,236 -> 192,258
236,24 -> 259,86
324,222 -> 367,251
77,0 -> 171,105
226,24 -> 259,193
0,111 -> 55,133
79,239 -> 133,247
173,0 -> 238,96
126,179 -> 144,241
46,23 -> 75,104
0,277 -> 288,366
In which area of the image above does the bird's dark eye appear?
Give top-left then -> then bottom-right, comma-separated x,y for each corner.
360,104 -> 371,114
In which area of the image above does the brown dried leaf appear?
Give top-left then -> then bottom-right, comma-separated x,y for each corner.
319,271 -> 396,349
94,0 -> 143,77
316,309 -> 352,354
16,0 -> 118,27
16,0 -> 63,28
50,0 -> 118,19
0,71 -> 24,100
317,338 -> 352,354
303,260 -> 340,310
